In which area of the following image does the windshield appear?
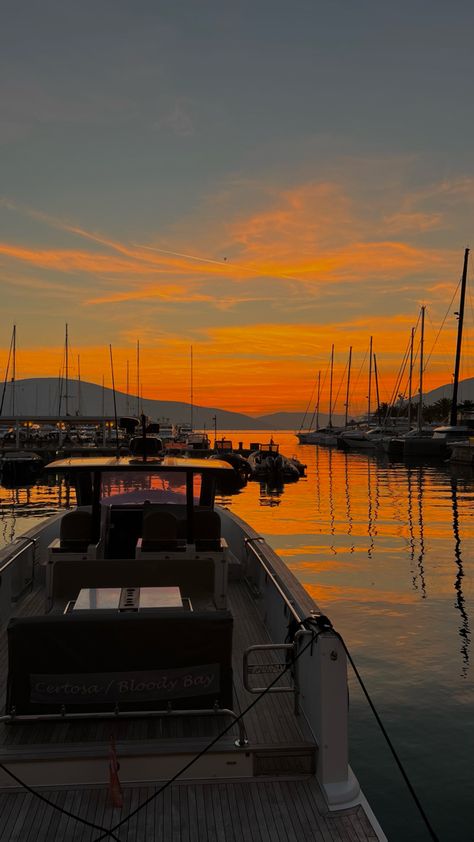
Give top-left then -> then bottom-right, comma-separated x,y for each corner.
100,471 -> 202,504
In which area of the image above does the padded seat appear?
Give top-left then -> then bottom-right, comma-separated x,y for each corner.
193,510 -> 221,551
141,510 -> 183,552
59,510 -> 93,551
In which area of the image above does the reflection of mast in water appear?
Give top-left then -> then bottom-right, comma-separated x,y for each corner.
367,456 -> 379,558
314,444 -> 321,514
450,477 -> 471,677
343,452 -> 354,552
415,467 -> 427,598
327,448 -> 336,554
407,467 -> 421,594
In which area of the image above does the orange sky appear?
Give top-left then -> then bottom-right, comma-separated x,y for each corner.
2,181 -> 473,416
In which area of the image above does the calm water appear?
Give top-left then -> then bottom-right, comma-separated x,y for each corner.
1,431 -> 473,841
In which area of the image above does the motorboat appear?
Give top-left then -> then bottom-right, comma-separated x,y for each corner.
0,450 -> 43,485
0,454 -> 385,839
247,442 -> 301,481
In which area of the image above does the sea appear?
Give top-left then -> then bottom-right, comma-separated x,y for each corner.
1,430 -> 473,842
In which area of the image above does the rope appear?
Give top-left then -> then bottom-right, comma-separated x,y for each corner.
332,628 -> 440,842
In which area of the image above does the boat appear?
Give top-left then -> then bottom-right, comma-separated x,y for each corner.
247,441 -> 302,482
0,450 -> 43,485
297,347 -> 344,447
0,454 -> 385,839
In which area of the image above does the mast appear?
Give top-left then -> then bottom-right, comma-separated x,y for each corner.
408,326 -> 414,428
11,325 -> 16,416
77,354 -> 81,416
190,345 -> 194,431
101,375 -> 105,416
328,345 -> 334,428
373,353 -> 381,424
344,346 -> 352,428
136,340 -> 140,417
316,370 -> 321,431
450,248 -> 470,427
65,323 -> 69,416
126,359 -> 130,414
0,325 -> 15,417
367,335 -> 372,425
418,305 -> 425,433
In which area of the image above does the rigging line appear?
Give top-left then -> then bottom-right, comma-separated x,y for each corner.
298,373 -> 318,432
332,628 -> 440,842
424,280 -> 461,372
91,628 -> 320,842
0,329 -> 14,416
332,357 -> 349,414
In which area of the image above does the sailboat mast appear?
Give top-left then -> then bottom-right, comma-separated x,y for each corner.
316,370 -> 321,431
373,353 -> 381,424
0,325 -> 15,417
450,248 -> 470,427
190,346 -> 194,431
328,345 -> 335,428
11,325 -> 16,416
367,336 -> 372,425
65,323 -> 69,416
408,326 -> 414,428
345,347 -> 352,428
136,340 -> 140,416
126,359 -> 130,414
77,354 -> 81,415
418,306 -> 425,433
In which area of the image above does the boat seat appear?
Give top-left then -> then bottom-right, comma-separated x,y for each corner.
6,610 -> 233,715
47,555 -> 228,611
140,510 -> 184,552
59,510 -> 93,551
193,510 -> 222,551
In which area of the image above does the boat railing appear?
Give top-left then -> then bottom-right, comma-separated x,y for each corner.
0,513 -> 63,623
0,705 -> 248,746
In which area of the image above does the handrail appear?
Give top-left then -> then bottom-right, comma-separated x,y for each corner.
0,537 -> 36,573
244,537 -> 303,624
0,706 -> 248,747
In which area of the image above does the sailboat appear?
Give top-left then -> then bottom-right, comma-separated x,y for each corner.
297,346 -> 344,446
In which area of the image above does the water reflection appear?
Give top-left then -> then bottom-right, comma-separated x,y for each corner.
450,476 -> 471,677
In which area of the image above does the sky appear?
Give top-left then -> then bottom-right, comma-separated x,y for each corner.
1,0 -> 474,416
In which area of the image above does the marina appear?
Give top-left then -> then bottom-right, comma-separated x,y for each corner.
0,431 -> 472,840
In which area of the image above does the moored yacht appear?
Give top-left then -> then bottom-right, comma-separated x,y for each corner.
0,454 -> 385,840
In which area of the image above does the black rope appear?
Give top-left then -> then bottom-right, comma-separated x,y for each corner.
307,619 -> 441,842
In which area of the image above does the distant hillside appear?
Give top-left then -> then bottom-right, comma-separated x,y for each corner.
0,378 -> 304,430
1,376 -> 471,430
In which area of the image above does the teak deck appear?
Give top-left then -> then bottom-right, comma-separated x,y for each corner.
0,578 -> 379,841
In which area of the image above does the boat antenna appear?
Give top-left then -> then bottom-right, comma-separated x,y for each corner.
450,247 -> 470,427
0,325 -> 15,417
109,345 -> 120,458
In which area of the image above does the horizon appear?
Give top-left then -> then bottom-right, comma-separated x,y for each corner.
2,3 -> 474,414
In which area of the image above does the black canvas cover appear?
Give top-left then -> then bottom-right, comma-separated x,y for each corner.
7,610 -> 233,715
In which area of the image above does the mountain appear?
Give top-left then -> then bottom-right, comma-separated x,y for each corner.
1,377 -> 472,430
0,378 -> 305,431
